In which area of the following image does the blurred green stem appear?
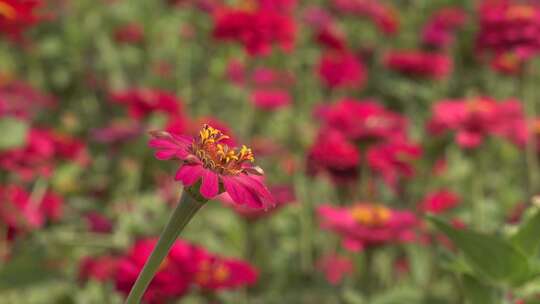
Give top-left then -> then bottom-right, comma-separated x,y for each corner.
124,189 -> 206,304
520,70 -> 540,196
361,248 -> 376,300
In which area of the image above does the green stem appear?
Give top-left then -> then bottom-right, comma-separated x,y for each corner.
124,189 -> 206,304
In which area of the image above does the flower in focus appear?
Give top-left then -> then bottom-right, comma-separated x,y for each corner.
315,98 -> 407,143
115,239 -> 200,304
318,203 -> 418,251
250,89 -> 291,111
195,253 -> 258,291
316,254 -> 353,285
307,129 -> 360,185
0,0 -> 41,40
384,51 -> 452,80
149,124 -> 274,208
421,7 -> 467,49
366,141 -> 422,189
212,7 -> 296,56
317,51 -> 367,89
418,189 -> 460,214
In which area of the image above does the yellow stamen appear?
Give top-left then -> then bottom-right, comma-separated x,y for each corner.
506,5 -> 536,20
214,264 -> 230,282
351,205 -> 391,227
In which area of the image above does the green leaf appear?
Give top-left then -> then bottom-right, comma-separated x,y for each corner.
461,274 -> 497,304
0,118 -> 28,150
429,216 -> 529,285
510,207 -> 540,257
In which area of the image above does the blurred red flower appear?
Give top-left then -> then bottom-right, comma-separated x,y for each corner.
79,255 -> 119,282
318,203 -> 418,251
114,22 -> 144,44
332,0 -> 399,35
250,89 -> 291,111
384,51 -> 453,79
0,0 -> 41,40
213,8 -> 296,56
422,7 -> 467,49
195,254 -> 258,291
316,254 -> 353,285
0,77 -> 55,120
317,51 -> 367,89
418,189 -> 460,214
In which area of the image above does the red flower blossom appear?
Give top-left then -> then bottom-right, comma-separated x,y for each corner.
366,141 -> 422,189
384,51 -> 452,79
79,255 -> 119,282
477,1 -> 540,57
418,189 -> 460,214
427,97 -> 524,149
317,51 -> 367,89
84,212 -> 113,234
422,7 -> 467,49
149,124 -> 274,208
250,89 -> 291,111
212,8 -> 296,56
332,0 -> 399,35
490,51 -> 528,74
115,239 -> 200,304
315,24 -> 347,51
318,203 -> 418,251
315,98 -> 407,143
0,0 -> 41,40
195,253 -> 258,291
0,128 -> 88,181
114,22 -> 144,44
317,254 -> 353,285
0,184 -> 63,233
306,129 -> 360,184
0,77 -> 55,120
110,88 -> 183,120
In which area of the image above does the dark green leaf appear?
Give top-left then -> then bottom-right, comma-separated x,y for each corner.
462,274 -> 497,304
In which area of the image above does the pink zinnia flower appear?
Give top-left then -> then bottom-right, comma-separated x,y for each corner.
79,255 -> 119,283
317,51 -> 367,89
250,89 -> 291,111
421,7 -> 467,49
317,254 -> 353,285
195,254 -> 258,291
384,51 -> 452,79
315,98 -> 407,143
366,141 -> 422,189
110,88 -> 183,120
418,189 -> 460,214
149,124 -> 274,209
115,239 -> 200,304
318,203 -> 418,251
212,8 -> 296,56
306,129 -> 360,184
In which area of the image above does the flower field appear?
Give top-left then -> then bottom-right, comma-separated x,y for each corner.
2,0 -> 540,303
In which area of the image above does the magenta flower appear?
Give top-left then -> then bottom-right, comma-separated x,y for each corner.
418,189 -> 460,214
367,141 -> 422,189
318,203 -> 418,251
421,7 -> 467,49
250,89 -> 292,111
317,254 -> 353,285
195,253 -> 258,291
149,124 -> 274,209
317,51 -> 367,89
383,50 -> 453,80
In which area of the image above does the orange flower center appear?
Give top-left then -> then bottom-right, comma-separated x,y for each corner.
0,2 -> 16,20
238,0 -> 258,12
466,98 -> 492,114
350,205 -> 391,227
195,260 -> 230,284
191,124 -> 255,175
497,52 -> 520,70
506,5 -> 536,20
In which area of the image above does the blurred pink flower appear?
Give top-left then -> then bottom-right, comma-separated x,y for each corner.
213,8 -> 296,56
84,212 -> 113,234
110,88 -> 183,120
318,203 -> 418,251
0,0 -> 41,40
422,7 -> 467,49
79,255 -> 119,282
307,129 -> 360,184
0,77 -> 55,120
149,124 -> 274,208
384,51 -> 453,79
367,141 -> 422,189
332,0 -> 399,35
317,254 -> 353,285
114,22 -> 144,44
195,253 -> 258,291
418,189 -> 460,214
250,89 -> 291,111
316,98 -> 407,143
317,51 -> 367,89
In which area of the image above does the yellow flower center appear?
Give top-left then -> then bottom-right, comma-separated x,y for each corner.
192,124 -> 254,175
195,260 -> 230,285
0,2 -> 16,20
350,205 -> 392,227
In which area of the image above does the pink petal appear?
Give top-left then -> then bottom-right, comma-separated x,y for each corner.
200,169 -> 219,199
222,176 -> 259,208
155,150 -> 177,160
175,165 -> 204,186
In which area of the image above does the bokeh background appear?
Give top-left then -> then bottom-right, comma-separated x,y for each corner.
2,0 -> 540,303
